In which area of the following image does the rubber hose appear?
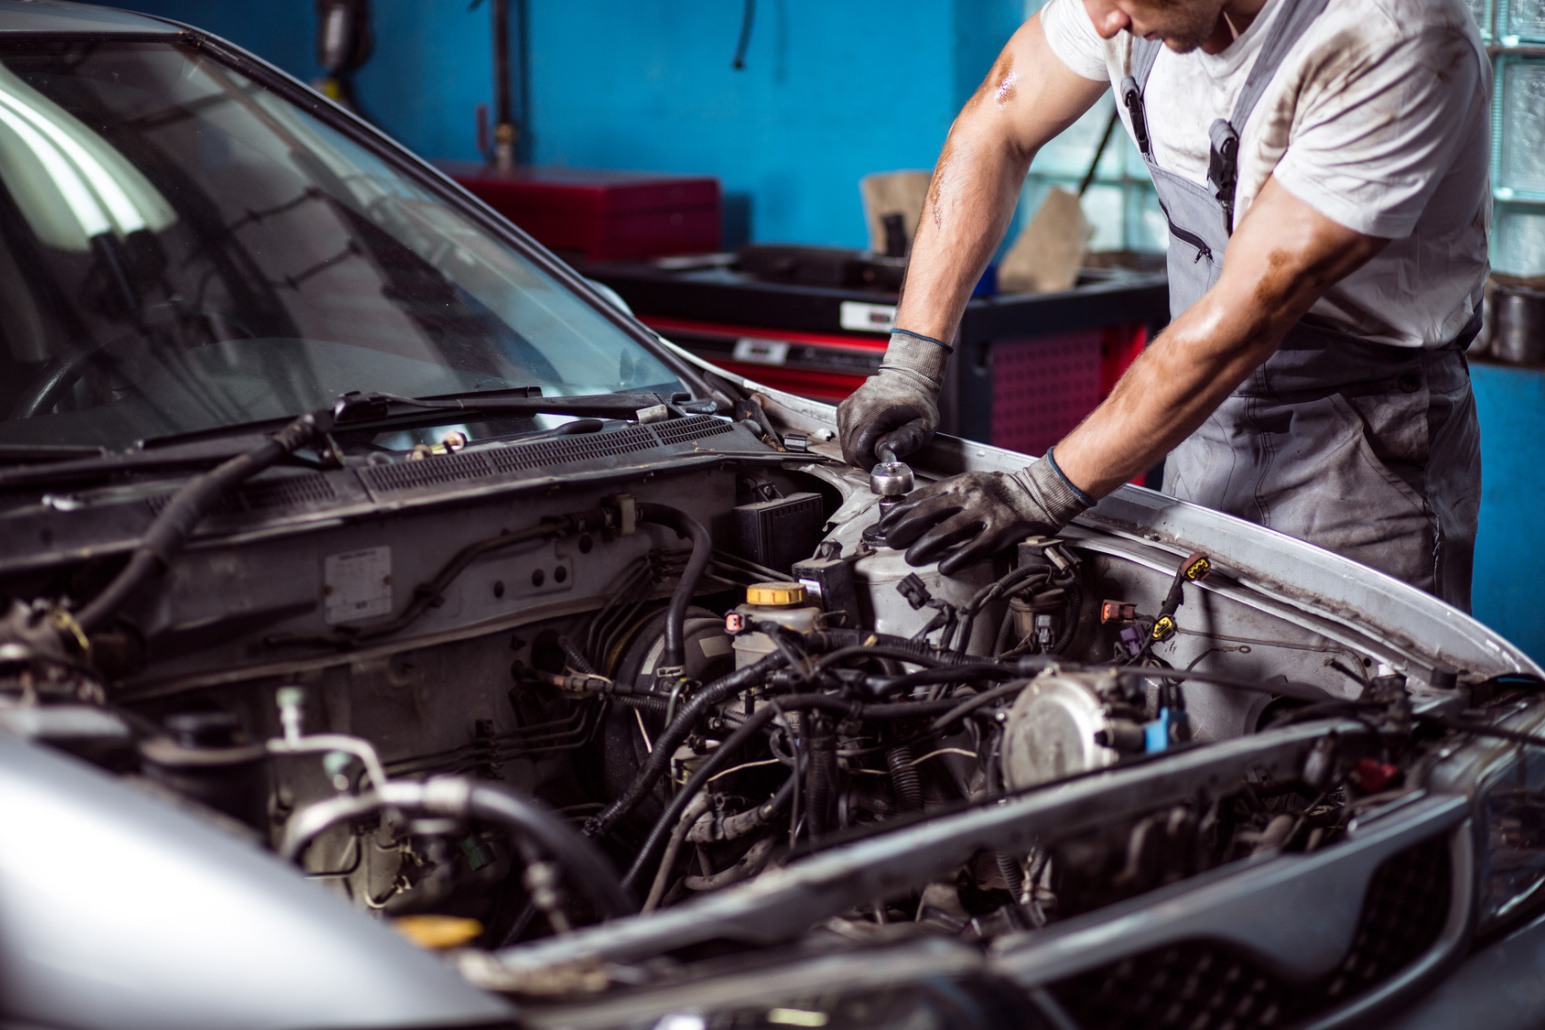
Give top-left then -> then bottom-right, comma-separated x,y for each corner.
993,607 -> 1019,656
621,693 -> 967,889
614,694 -> 671,716
1050,583 -> 1083,655
637,504 -> 713,671
996,851 -> 1026,899
558,633 -> 596,674
77,408 -> 326,633
621,693 -> 860,890
464,784 -> 636,919
805,716 -> 836,838
586,651 -> 790,837
886,745 -> 924,811
686,774 -> 796,844
812,644 -> 969,672
866,662 -> 1019,697
955,566 -> 1052,653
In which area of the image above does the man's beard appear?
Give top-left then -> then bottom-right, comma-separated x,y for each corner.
1158,1 -> 1227,52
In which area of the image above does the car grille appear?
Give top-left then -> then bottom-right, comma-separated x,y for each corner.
1046,833 -> 1452,1030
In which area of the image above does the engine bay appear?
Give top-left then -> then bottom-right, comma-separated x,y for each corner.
0,404 -> 1540,1022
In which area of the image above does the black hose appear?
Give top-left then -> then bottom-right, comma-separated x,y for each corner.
613,694 -> 671,717
806,715 -> 836,838
558,633 -> 596,675
812,643 -> 981,673
926,681 -> 1029,733
954,566 -> 1051,654
993,607 -> 1019,656
585,652 -> 791,838
77,407 -> 329,633
997,851 -> 1026,898
621,692 -> 965,890
1050,583 -> 1083,655
464,784 -> 635,919
866,662 -> 1019,697
687,774 -> 796,843
886,744 -> 924,811
637,504 -> 713,671
621,693 -> 859,890
585,630 -> 947,839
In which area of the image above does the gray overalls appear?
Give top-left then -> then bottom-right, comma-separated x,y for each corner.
1124,0 -> 1483,611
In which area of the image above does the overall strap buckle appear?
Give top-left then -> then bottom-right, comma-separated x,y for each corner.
1120,75 -> 1152,158
1207,118 -> 1240,237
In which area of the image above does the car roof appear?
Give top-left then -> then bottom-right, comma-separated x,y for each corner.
0,1 -> 179,35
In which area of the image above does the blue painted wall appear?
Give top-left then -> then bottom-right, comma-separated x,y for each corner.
1472,364 -> 1545,668
136,0 -> 1026,248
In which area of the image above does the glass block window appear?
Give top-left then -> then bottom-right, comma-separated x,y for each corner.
1487,1 -> 1545,275
1500,0 -> 1545,43
1020,94 -> 1163,254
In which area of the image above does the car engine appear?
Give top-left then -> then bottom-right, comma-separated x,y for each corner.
1,393 -> 1542,1027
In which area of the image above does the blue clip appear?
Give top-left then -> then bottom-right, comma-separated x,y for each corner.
1144,707 -> 1190,754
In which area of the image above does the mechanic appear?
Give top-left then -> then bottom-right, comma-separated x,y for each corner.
839,0 -> 1490,610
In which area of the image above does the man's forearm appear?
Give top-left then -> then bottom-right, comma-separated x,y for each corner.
1052,298 -> 1280,496
894,15 -> 1107,342
897,112 -> 1034,341
1052,176 -> 1391,500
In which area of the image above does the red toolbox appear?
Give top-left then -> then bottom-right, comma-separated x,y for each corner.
439,163 -> 721,262
581,256 -> 1167,461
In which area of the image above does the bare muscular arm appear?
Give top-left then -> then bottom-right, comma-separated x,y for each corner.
896,14 -> 1108,341
1052,176 -> 1390,497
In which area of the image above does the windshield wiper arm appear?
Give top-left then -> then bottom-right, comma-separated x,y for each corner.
0,443 -> 108,465
359,390 -> 679,423
0,435 -> 278,491
0,391 -> 704,491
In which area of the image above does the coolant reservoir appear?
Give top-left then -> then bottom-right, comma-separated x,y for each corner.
732,582 -> 823,668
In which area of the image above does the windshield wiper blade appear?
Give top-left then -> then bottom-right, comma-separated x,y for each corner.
0,435 -> 276,491
0,443 -> 108,465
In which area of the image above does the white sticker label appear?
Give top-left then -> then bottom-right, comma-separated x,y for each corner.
324,547 -> 392,624
732,337 -> 791,365
839,301 -> 896,333
798,577 -> 824,599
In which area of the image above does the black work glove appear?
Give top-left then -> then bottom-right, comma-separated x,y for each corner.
838,330 -> 952,468
878,450 -> 1092,575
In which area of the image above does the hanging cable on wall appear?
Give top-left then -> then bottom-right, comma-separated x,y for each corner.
732,0 -> 756,70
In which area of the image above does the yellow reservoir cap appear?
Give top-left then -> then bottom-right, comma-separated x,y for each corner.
392,915 -> 483,950
746,581 -> 807,607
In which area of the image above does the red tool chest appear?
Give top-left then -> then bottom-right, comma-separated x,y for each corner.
439,163 -> 721,262
581,257 -> 1166,462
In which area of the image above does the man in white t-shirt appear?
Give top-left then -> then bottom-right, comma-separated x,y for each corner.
838,0 -> 1490,610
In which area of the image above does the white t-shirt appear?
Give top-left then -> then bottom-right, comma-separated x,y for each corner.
1040,0 -> 1491,349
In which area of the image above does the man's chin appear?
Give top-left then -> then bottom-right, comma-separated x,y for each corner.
1161,33 -> 1206,53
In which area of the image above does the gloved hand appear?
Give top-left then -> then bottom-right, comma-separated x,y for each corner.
838,330 -> 952,468
878,450 -> 1092,575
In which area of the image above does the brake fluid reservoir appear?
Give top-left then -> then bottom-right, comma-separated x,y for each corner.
732,582 -> 823,668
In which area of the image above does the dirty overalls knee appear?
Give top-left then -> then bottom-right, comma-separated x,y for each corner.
1123,5 -> 1482,612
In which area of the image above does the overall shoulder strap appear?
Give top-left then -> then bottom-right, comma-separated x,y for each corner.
1120,36 -> 1164,160
1229,0 -> 1333,129
1132,35 -> 1162,88
1208,0 -> 1333,233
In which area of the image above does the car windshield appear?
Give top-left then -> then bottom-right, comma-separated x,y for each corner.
0,39 -> 681,451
